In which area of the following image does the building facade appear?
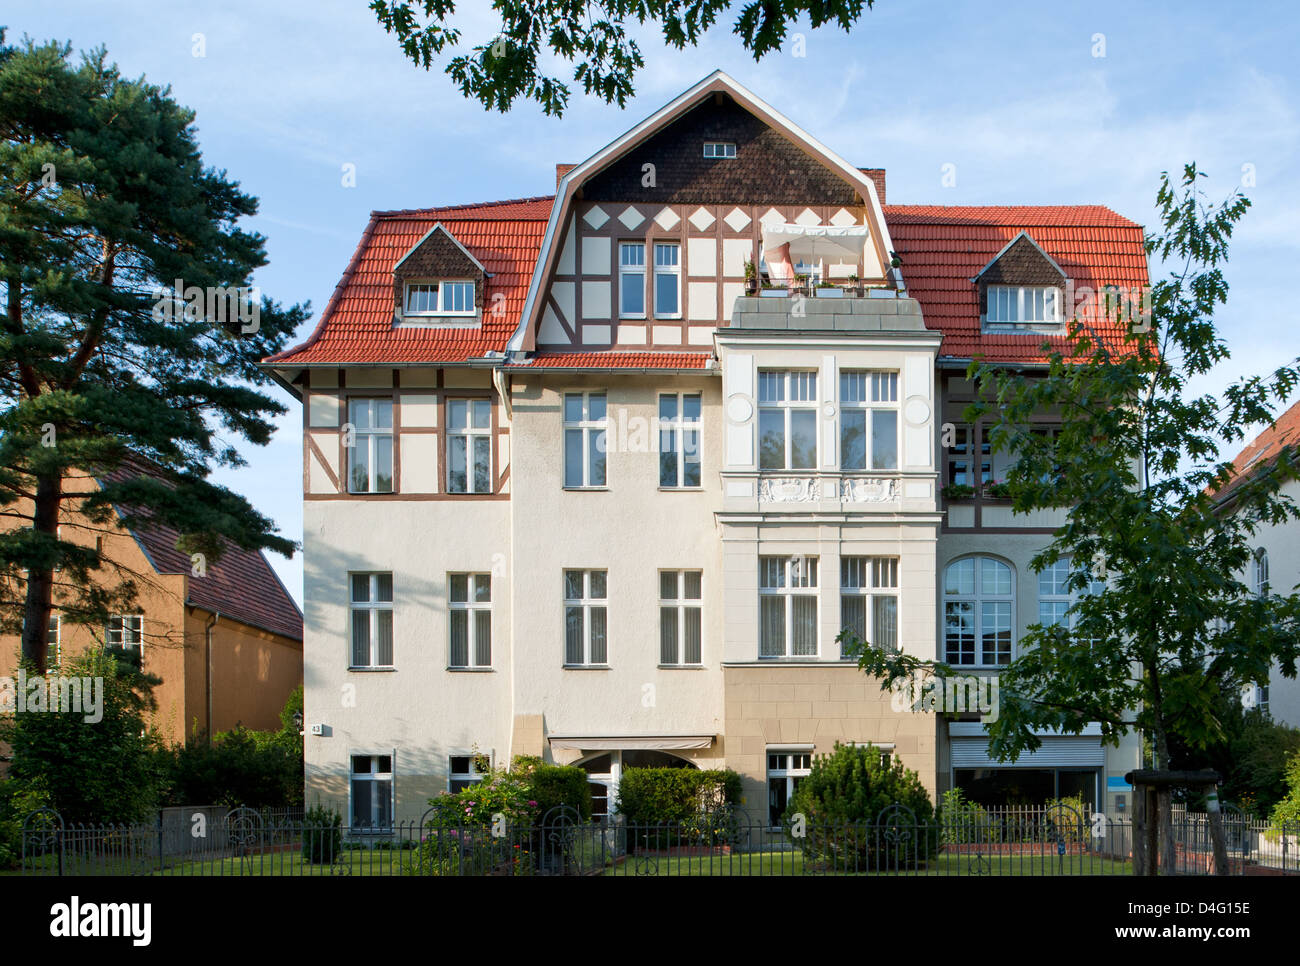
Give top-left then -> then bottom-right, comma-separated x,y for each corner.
267,72 -> 1145,829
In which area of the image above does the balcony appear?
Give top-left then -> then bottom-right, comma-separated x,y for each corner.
728,293 -> 925,333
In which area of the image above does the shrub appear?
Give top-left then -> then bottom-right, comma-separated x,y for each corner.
163,725 -> 302,808
938,787 -> 992,845
614,768 -> 742,825
301,804 -> 342,864
521,763 -> 592,821
0,778 -> 52,869
1,651 -> 165,823
785,742 -> 937,870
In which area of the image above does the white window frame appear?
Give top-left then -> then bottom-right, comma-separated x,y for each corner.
840,557 -> 898,658
107,614 -> 143,655
758,370 -> 818,471
702,141 -> 736,158
986,285 -> 1060,324
350,572 -> 394,669
944,556 -> 1014,667
448,573 -> 492,669
564,569 -> 608,666
619,242 -> 646,319
347,397 -> 394,494
658,392 -> 702,488
47,614 -> 61,669
447,398 -> 493,494
659,569 -> 703,666
448,752 -> 491,793
839,371 -> 899,471
759,556 -> 819,658
653,242 -> 681,319
404,280 -> 476,317
1254,549 -> 1270,597
349,753 -> 394,830
766,748 -> 813,828
563,392 -> 608,489
1038,555 -> 1105,630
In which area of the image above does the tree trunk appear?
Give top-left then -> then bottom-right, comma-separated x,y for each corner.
20,471 -> 62,673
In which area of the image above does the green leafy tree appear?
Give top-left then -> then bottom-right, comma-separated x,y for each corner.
847,165 -> 1300,776
0,649 -> 165,822
369,0 -> 877,115
0,34 -> 306,672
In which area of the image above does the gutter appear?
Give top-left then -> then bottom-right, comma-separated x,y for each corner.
205,610 -> 219,742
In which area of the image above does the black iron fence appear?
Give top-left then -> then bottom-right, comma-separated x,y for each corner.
13,803 -> 1299,877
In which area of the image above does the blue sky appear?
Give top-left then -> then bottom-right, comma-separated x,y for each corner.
11,0 -> 1300,603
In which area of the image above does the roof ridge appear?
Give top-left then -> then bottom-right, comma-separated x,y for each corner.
373,195 -> 555,218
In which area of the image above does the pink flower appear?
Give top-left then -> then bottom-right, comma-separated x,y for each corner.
528,800 -> 538,807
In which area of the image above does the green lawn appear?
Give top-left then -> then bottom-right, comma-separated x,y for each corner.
7,844 -> 1132,877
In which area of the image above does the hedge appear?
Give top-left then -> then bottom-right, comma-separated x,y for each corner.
615,767 -> 743,825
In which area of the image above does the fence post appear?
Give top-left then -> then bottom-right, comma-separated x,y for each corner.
157,812 -> 165,875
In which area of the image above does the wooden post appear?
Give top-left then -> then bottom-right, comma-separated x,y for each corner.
1132,784 -> 1149,876
1158,788 -> 1176,873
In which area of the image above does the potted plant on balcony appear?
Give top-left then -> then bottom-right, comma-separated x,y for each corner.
743,259 -> 758,295
941,483 -> 975,501
842,273 -> 861,297
984,480 -> 1012,500
816,279 -> 843,298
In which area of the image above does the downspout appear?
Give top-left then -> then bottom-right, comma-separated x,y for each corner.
205,611 -> 220,742
492,366 -> 512,422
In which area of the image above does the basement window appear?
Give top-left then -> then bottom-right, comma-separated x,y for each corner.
703,141 -> 736,159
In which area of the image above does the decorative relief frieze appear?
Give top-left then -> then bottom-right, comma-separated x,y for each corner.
758,477 -> 819,503
840,478 -> 898,502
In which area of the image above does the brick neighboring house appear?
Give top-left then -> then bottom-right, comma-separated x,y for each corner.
1213,401 -> 1300,729
0,463 -> 303,746
266,71 -> 1147,829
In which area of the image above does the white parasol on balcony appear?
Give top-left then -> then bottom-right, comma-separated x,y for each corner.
760,222 -> 869,261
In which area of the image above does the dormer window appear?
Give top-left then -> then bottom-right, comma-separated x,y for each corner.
404,281 -> 476,317
986,285 -> 1060,325
703,141 -> 736,159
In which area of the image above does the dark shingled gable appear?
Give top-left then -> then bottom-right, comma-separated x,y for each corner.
99,463 -> 303,641
580,95 -> 861,207
391,226 -> 487,313
975,232 -> 1068,316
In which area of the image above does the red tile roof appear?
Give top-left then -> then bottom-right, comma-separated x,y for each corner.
884,205 -> 1150,363
266,197 -> 1148,370
266,196 -> 555,366
100,463 -> 303,641
507,352 -> 713,370
1213,400 -> 1300,503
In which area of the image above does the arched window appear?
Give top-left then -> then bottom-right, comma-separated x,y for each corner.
1254,549 -> 1270,597
944,556 -> 1014,666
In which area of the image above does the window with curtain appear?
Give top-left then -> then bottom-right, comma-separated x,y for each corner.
447,398 -> 492,493
350,754 -> 393,829
658,392 -> 702,487
564,570 -> 608,665
759,556 -> 818,658
350,573 -> 394,668
840,557 -> 898,657
347,397 -> 394,493
943,556 -> 1013,666
659,570 -> 702,665
448,573 -> 491,668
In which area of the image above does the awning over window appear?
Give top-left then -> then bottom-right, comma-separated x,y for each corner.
760,222 -> 868,260
547,734 -> 715,751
